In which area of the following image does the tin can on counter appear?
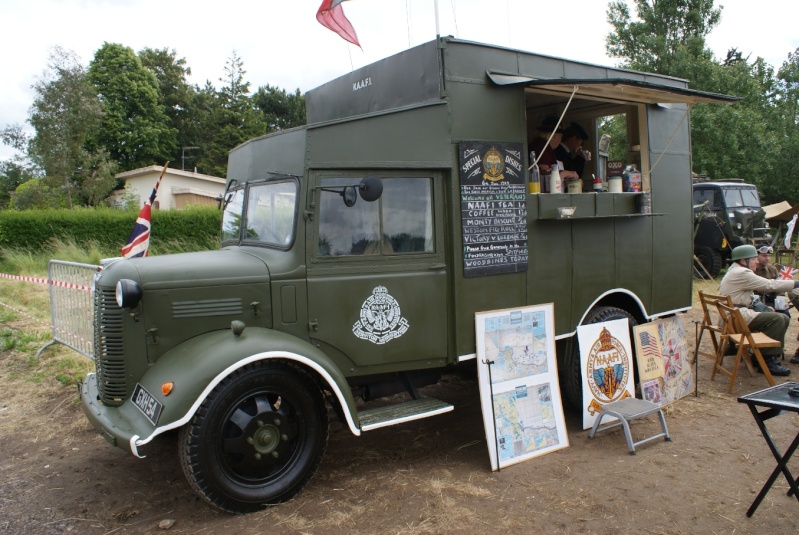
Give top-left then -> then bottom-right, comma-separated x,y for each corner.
567,179 -> 582,193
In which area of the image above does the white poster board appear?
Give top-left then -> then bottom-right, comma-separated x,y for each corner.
578,318 -> 635,430
476,304 -> 569,471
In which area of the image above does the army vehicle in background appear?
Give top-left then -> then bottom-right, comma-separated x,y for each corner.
693,179 -> 770,278
79,37 -> 735,513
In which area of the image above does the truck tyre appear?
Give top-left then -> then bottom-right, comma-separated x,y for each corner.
178,362 -> 329,514
562,306 -> 638,411
693,246 -> 722,279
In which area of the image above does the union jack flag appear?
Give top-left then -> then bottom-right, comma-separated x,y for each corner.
778,265 -> 799,280
317,0 -> 361,48
121,162 -> 168,259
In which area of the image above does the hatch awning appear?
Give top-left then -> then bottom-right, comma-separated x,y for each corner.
486,71 -> 740,105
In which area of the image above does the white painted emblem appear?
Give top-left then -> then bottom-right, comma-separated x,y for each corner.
352,286 -> 409,344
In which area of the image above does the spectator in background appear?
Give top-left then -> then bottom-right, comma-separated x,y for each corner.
754,243 -> 799,363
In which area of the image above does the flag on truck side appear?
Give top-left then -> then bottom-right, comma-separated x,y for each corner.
121,162 -> 169,259
316,0 -> 360,47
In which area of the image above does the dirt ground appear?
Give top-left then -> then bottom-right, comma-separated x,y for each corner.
3,279 -> 799,534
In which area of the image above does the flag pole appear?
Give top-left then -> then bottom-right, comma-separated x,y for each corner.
434,0 -> 440,38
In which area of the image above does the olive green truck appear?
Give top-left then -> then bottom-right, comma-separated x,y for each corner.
79,37 -> 734,513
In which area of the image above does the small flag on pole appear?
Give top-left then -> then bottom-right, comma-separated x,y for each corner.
778,264 -> 799,280
317,0 -> 361,48
122,162 -> 169,259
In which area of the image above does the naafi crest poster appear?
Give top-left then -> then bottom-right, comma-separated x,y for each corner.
578,318 -> 635,430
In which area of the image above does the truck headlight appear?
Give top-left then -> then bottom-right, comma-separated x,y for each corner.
116,279 -> 143,309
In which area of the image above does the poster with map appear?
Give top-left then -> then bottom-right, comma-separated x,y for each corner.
632,316 -> 693,406
476,304 -> 569,471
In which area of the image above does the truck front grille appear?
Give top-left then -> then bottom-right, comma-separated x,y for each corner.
94,288 -> 126,406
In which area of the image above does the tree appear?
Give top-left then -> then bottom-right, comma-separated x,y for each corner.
253,85 -> 306,132
88,43 -> 177,172
606,0 -> 721,73
763,48 -> 799,202
26,46 -> 116,209
139,47 -> 200,170
604,0 -> 781,197
196,51 -> 265,177
0,125 -> 37,208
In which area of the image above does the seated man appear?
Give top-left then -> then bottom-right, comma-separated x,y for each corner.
754,243 -> 799,363
719,245 -> 799,377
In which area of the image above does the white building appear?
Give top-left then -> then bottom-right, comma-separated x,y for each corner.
114,166 -> 226,210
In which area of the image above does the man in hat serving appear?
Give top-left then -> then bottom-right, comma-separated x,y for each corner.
719,244 -> 799,376
555,121 -> 592,177
529,115 -> 579,181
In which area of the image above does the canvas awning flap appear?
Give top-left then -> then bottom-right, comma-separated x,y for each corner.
486,72 -> 740,105
763,201 -> 799,222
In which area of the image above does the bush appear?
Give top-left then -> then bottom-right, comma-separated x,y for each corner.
0,206 -> 221,253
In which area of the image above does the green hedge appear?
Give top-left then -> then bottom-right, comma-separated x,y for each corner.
0,206 -> 222,252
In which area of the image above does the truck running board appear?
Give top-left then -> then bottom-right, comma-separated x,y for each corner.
358,397 -> 454,432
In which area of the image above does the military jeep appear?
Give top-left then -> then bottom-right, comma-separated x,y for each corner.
79,37 -> 735,513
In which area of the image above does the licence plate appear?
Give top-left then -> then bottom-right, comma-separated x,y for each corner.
132,384 -> 163,426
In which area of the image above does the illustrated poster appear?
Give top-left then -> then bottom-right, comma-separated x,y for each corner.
578,318 -> 635,430
476,304 -> 568,471
633,316 -> 693,406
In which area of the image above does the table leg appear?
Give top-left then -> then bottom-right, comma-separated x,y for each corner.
746,406 -> 799,517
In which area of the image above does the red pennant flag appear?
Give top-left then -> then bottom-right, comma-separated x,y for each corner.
122,162 -> 169,259
317,0 -> 361,48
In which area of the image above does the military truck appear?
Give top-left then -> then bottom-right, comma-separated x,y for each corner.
693,179 -> 770,277
79,37 -> 735,513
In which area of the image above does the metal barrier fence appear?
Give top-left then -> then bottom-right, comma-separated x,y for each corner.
40,260 -> 100,360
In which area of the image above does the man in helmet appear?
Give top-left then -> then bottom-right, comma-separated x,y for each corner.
719,244 -> 799,376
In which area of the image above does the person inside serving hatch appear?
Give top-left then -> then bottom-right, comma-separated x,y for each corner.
555,121 -> 592,177
529,115 -> 579,181
719,244 -> 799,377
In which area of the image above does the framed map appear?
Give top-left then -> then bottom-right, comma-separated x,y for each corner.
632,316 -> 693,406
476,304 -> 569,471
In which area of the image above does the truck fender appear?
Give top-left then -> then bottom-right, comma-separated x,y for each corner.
129,326 -> 361,456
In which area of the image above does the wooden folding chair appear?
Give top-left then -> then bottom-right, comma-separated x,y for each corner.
692,291 -> 732,366
711,302 -> 778,393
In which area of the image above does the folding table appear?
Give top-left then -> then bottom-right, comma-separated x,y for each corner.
737,382 -> 799,517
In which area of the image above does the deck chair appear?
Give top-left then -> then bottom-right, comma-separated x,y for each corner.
692,291 -> 732,367
711,302 -> 779,393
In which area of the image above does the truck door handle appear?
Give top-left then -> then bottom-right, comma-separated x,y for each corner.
308,319 -> 319,331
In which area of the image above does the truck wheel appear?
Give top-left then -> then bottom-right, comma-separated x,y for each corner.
562,306 -> 638,411
694,246 -> 722,279
178,362 -> 329,514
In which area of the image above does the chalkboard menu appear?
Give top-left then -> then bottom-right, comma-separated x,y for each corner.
458,141 -> 528,277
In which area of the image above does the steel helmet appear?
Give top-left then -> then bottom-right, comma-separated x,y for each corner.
731,244 -> 757,261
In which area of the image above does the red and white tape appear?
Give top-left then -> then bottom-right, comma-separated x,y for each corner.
0,273 -> 92,292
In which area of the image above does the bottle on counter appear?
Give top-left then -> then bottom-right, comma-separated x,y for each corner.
593,174 -> 603,192
549,165 -> 561,194
529,151 -> 541,194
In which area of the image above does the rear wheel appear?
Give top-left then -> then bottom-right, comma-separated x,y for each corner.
694,246 -> 722,279
562,306 -> 638,410
179,362 -> 329,514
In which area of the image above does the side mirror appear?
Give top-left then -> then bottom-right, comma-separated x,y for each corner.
320,176 -> 383,207
359,176 -> 383,202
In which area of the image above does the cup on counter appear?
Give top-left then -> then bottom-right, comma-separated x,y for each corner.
608,176 -> 623,193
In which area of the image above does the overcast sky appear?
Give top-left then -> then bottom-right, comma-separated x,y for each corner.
2,0 -> 797,161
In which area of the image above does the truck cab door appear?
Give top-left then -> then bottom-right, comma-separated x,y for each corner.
306,173 -> 449,372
